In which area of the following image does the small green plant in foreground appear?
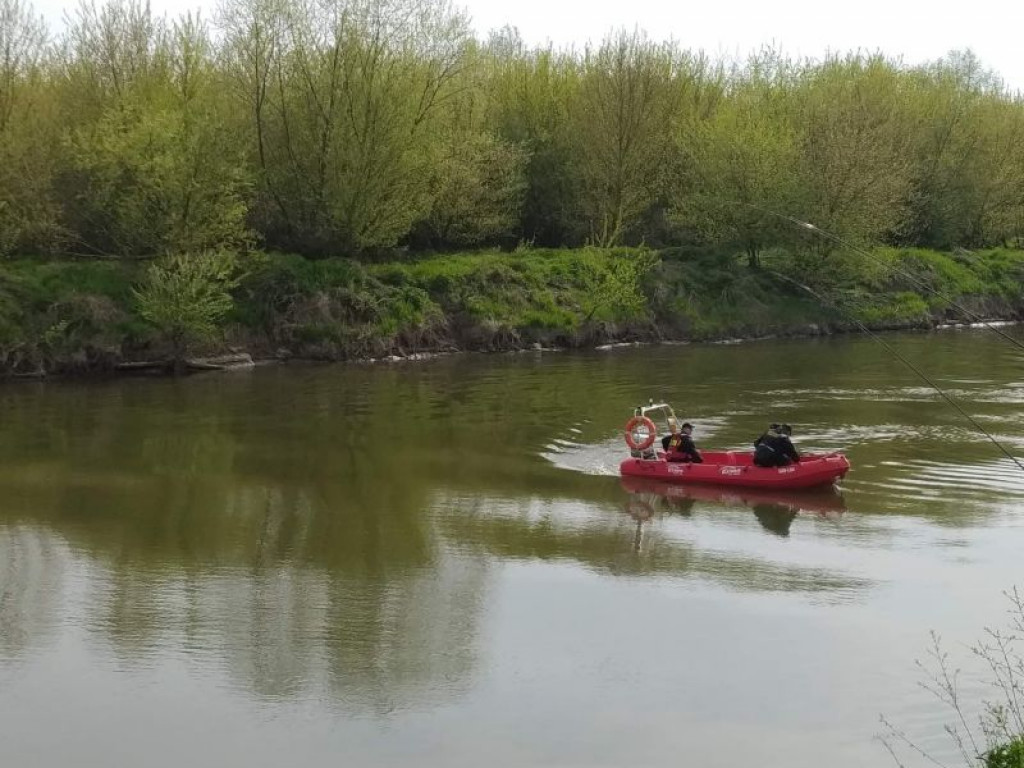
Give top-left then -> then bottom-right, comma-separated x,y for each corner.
882,588 -> 1024,768
986,738 -> 1024,768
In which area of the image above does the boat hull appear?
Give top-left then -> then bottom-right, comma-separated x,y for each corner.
619,451 -> 850,490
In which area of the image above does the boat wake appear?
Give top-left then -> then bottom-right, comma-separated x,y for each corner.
541,417 -> 729,477
541,435 -> 624,477
847,456 -> 1024,502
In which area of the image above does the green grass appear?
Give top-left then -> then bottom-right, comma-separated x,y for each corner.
2,245 -> 1024,374
369,247 -> 650,331
0,259 -> 139,372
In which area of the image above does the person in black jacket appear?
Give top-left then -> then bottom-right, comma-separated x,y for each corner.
661,421 -> 703,463
753,423 -> 799,467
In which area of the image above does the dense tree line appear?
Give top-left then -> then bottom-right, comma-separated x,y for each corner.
1,0 -> 1023,261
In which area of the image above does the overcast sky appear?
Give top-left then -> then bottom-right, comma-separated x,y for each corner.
34,0 -> 1024,92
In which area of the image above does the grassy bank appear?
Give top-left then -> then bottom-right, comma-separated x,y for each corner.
2,246 -> 1024,376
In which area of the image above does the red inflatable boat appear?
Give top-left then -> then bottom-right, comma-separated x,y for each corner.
620,403 -> 850,490
619,450 -> 850,489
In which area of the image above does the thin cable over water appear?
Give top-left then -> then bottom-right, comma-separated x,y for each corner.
768,269 -> 1024,475
734,201 -> 1024,353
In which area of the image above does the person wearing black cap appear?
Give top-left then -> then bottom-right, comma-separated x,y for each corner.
661,421 -> 703,463
753,423 -> 799,467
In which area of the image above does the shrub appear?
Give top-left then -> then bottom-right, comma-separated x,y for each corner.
133,251 -> 240,365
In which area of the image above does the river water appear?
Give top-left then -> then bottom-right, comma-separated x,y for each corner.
2,329 -> 1024,767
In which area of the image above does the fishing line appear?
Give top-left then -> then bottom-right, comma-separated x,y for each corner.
732,201 -> 1024,353
768,268 -> 1024,474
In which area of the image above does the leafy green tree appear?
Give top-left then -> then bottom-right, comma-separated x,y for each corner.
483,34 -> 579,246
578,247 -> 658,322
416,83 -> 527,248
570,31 -> 681,247
0,0 -> 58,255
1,0 -> 1024,263
898,51 -> 1012,248
788,55 -> 916,251
220,0 -> 473,255
672,65 -> 799,266
58,2 -> 252,257
133,250 -> 239,367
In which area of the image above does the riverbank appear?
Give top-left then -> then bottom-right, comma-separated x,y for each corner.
2,245 -> 1023,376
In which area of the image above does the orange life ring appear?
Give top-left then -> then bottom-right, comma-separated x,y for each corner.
624,416 -> 657,451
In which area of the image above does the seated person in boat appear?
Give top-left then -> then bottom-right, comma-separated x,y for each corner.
753,423 -> 800,467
661,421 -> 703,463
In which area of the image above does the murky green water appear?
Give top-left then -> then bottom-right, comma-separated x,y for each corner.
3,329 -> 1024,767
